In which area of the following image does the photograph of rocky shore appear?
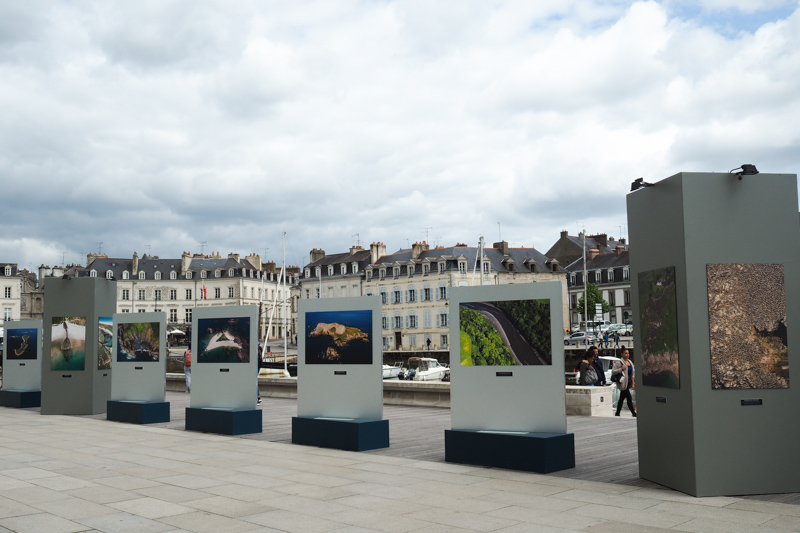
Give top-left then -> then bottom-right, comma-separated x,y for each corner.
707,263 -> 788,390
305,310 -> 372,365
638,266 -> 680,388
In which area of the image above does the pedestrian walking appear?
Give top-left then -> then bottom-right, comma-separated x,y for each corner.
612,348 -> 636,417
183,348 -> 192,393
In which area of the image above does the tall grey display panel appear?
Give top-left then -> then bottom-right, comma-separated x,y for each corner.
628,171 -> 800,497
446,283 -> 574,473
108,313 -> 169,424
41,277 -> 116,415
293,296 -> 388,451
0,320 -> 43,408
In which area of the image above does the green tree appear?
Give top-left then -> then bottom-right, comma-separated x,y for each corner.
576,283 -> 611,319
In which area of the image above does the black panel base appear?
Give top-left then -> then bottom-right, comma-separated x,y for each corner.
107,400 -> 170,424
0,390 -> 42,408
185,407 -> 262,435
445,429 -> 575,473
292,416 -> 390,451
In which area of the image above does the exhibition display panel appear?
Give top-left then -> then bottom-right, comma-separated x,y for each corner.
107,312 -> 169,424
41,278 -> 116,415
292,296 -> 388,451
185,305 -> 261,435
446,283 -> 574,473
628,171 -> 800,497
0,320 -> 43,408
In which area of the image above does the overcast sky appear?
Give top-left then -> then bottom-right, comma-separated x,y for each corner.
2,0 -> 798,272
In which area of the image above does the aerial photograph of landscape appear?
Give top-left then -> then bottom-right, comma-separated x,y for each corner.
98,317 -> 113,370
117,321 -> 160,363
459,299 -> 551,366
197,317 -> 251,363
305,310 -> 372,365
638,266 -> 680,389
5,327 -> 38,360
707,263 -> 788,390
50,316 -> 87,371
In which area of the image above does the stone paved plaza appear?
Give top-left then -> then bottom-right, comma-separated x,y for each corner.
0,396 -> 798,532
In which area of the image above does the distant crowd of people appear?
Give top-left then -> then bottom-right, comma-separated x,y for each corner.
578,346 -> 636,417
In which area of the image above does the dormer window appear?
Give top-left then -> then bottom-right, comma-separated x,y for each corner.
458,262 -> 466,274
3,266 -> 10,276
366,269 -> 372,281
213,269 -> 220,278
423,264 -> 430,275
201,270 -> 207,279
170,271 -> 177,280
623,267 -> 630,280
229,268 -> 234,277
155,271 -> 161,280
570,273 -> 576,285
341,264 -> 346,275
352,263 -> 358,274
438,262 -> 445,274
380,268 -> 386,280
90,269 -> 97,278
122,271 -> 129,280
393,267 -> 400,278
105,270 -> 113,279
305,268 -> 310,278
328,265 -> 334,276
482,261 -> 489,274
186,272 -> 192,280
139,271 -> 145,280
315,266 -> 321,278
407,264 -> 414,277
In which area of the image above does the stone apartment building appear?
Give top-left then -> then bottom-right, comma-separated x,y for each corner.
300,241 -> 569,356
565,246 -> 631,327
65,252 -> 301,342
0,263 -> 43,329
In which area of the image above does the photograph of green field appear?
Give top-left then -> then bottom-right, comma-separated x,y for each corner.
707,263 -> 788,389
638,266 -> 680,389
459,299 -> 551,366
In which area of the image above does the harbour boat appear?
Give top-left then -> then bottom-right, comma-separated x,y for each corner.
401,357 -> 449,381
382,362 -> 402,379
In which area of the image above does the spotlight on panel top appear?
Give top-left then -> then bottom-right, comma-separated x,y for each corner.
630,177 -> 654,192
730,164 -> 759,180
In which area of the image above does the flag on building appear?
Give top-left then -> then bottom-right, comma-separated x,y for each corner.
202,284 -> 207,300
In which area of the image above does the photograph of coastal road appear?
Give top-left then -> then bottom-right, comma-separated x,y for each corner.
459,299 -> 551,366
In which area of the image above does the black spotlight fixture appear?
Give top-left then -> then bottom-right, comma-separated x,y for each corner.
730,164 -> 759,180
630,177 -> 654,192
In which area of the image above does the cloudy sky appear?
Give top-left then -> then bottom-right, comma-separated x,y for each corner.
2,0 -> 799,272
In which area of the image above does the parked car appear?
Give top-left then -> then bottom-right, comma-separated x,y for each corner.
564,331 -> 595,346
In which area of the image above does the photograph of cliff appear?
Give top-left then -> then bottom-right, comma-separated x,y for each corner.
459,299 -> 551,366
707,263 -> 788,389
305,310 -> 372,365
197,317 -> 251,363
117,321 -> 160,363
638,266 -> 680,388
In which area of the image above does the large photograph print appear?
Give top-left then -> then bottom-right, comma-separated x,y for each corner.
459,299 -> 552,366
6,327 -> 38,360
98,317 -> 113,370
197,316 -> 251,363
305,310 -> 372,364
707,263 -> 788,389
638,266 -> 680,388
117,321 -> 160,362
50,316 -> 87,371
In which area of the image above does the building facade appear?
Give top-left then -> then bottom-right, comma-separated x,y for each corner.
69,252 -> 301,342
300,241 -> 569,356
565,246 -> 631,327
0,263 -> 42,329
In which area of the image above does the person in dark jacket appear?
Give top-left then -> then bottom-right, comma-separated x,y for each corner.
588,346 -> 606,386
579,348 -> 599,386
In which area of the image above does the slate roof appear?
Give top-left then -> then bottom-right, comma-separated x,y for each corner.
565,250 -> 630,272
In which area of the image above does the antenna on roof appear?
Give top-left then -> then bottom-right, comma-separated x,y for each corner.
98,242 -> 103,254
61,251 -> 68,265
200,241 -> 207,255
422,227 -> 432,242
145,244 -> 151,256
352,233 -> 361,247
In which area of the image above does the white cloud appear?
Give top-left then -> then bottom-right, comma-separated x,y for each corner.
0,0 -> 798,270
